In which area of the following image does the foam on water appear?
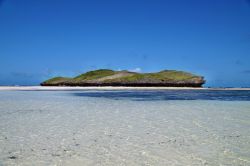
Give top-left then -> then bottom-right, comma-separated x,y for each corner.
0,90 -> 250,165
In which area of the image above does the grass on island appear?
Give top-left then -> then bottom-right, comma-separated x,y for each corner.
73,69 -> 116,81
103,70 -> 198,83
43,77 -> 72,85
42,69 -> 203,85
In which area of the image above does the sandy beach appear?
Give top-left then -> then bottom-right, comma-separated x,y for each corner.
0,89 -> 250,165
0,86 -> 207,91
0,86 -> 249,91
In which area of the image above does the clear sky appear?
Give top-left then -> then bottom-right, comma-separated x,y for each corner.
0,0 -> 250,87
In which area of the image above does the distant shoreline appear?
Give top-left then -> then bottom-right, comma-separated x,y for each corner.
0,86 -> 250,91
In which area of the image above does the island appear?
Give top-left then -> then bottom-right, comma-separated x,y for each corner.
41,69 -> 205,87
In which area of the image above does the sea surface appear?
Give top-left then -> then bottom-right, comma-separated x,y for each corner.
0,90 -> 250,166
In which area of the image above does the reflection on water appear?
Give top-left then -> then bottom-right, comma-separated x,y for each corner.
0,90 -> 250,165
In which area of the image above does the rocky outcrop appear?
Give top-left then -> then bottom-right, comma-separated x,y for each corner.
41,69 -> 205,87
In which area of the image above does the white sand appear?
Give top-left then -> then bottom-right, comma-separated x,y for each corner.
0,86 -> 207,91
0,86 -> 249,91
0,91 -> 250,165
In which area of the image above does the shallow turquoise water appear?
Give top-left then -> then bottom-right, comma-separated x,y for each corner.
0,90 -> 250,165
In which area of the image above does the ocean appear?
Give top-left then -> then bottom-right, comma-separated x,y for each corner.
0,90 -> 250,165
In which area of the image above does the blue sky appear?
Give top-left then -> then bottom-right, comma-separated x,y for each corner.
0,0 -> 250,87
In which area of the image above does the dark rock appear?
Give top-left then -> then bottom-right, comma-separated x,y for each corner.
9,156 -> 17,159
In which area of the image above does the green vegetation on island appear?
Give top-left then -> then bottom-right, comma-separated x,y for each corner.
41,69 -> 205,87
